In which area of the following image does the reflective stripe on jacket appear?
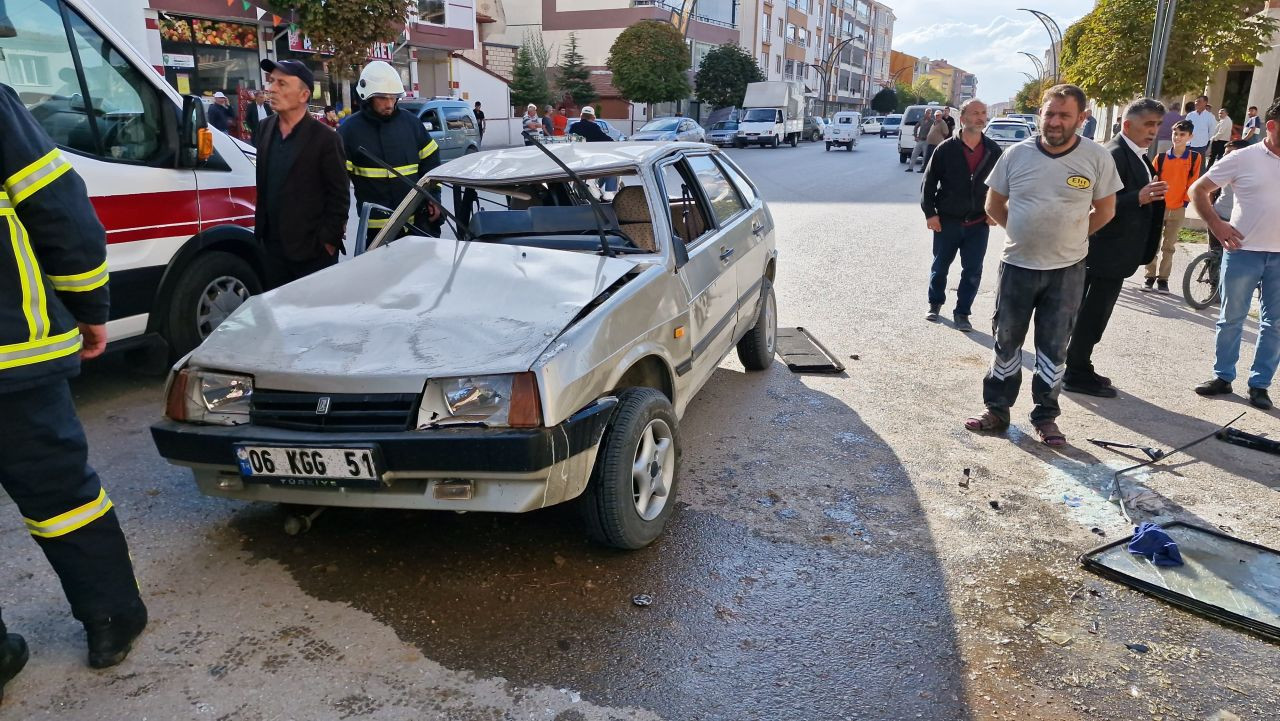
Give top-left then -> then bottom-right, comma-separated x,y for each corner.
338,107 -> 440,218
0,83 -> 109,392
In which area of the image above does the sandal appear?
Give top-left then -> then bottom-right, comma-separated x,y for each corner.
964,410 -> 1009,433
1034,421 -> 1067,447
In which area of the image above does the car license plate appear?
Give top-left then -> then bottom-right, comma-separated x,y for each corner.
235,445 -> 383,488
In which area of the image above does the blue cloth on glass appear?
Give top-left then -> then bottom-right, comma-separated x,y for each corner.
1127,522 -> 1184,567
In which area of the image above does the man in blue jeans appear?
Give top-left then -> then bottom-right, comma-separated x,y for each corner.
920,99 -> 1001,331
1189,97 -> 1280,410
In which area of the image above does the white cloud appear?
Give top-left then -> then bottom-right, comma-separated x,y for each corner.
890,2 -> 1086,103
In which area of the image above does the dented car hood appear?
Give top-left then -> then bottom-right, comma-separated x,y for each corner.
189,237 -> 638,393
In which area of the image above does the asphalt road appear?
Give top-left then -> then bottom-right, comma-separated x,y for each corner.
2,134 -> 1279,721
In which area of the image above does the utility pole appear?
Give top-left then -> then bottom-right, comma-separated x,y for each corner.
1145,0 -> 1178,159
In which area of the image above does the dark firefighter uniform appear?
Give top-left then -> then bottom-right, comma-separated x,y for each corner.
338,107 -> 440,243
0,84 -> 144,663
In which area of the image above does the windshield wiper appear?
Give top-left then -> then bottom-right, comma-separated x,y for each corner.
520,131 -> 616,258
355,146 -> 470,248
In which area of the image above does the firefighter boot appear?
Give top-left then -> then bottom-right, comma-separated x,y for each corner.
0,633 -> 30,704
85,599 -> 147,669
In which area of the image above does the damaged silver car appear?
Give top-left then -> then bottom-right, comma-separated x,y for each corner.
150,141 -> 778,549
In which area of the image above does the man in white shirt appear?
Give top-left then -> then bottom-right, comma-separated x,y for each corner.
1208,107 -> 1233,169
1185,95 -> 1215,159
1242,105 -> 1262,144
1189,98 -> 1280,410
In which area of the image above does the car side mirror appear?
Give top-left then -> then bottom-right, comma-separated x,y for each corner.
423,121 -> 435,132
178,95 -> 212,168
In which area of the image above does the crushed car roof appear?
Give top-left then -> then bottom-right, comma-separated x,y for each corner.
429,141 -> 709,183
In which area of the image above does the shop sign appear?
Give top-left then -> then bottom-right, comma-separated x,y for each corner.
162,52 -> 195,68
368,42 -> 395,61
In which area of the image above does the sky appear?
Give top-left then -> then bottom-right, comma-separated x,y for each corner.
891,1 -> 1089,105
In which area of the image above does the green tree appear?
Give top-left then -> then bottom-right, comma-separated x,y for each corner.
893,81 -> 920,112
694,43 -> 764,109
607,20 -> 691,104
1061,0 -> 1278,105
557,32 -> 596,107
1014,78 -> 1046,113
871,87 -> 897,114
269,0 -> 413,76
911,78 -> 947,105
510,37 -> 551,109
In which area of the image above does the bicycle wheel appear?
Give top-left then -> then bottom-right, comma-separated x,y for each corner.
1182,251 -> 1221,309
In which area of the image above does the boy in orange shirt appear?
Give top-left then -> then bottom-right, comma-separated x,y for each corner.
1143,119 -> 1203,292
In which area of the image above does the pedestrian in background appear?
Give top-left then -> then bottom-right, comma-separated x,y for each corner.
1186,95 -> 1214,158
473,101 -> 485,146
1242,105 -> 1262,144
1190,97 -> 1280,410
1208,107 -> 1233,168
1142,119 -> 1202,292
522,104 -> 542,145
1064,98 -> 1167,398
542,105 -> 555,137
966,84 -> 1122,446
0,83 -> 148,701
924,107 -> 953,169
907,109 -> 934,172
1154,101 -> 1182,154
246,90 -> 273,143
255,59 -> 349,287
919,99 -> 1001,332
207,91 -> 234,133
553,107 -> 569,137
321,105 -> 339,128
1081,108 -> 1097,139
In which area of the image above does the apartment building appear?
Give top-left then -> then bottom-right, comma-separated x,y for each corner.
920,58 -> 975,107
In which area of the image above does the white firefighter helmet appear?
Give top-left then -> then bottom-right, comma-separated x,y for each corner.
356,61 -> 404,100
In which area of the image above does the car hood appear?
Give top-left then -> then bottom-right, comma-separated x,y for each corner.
188,237 -> 639,393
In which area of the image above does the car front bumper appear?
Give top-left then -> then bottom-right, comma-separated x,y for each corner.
151,397 -> 618,512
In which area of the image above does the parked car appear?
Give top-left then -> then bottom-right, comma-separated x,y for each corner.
825,110 -> 862,151
860,117 -> 882,134
985,119 -> 1033,148
151,141 -> 778,551
879,114 -> 903,138
593,118 -> 627,141
1005,113 -> 1039,134
397,98 -> 481,160
631,117 -> 706,143
802,115 -> 825,142
707,120 -> 739,146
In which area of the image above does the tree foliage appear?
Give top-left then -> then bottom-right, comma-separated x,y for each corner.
1061,0 -> 1279,106
912,78 -> 947,105
607,20 -> 691,104
694,43 -> 764,109
511,40 -> 551,109
557,32 -> 596,107
268,0 -> 412,77
1014,78 -> 1046,113
871,87 -> 897,114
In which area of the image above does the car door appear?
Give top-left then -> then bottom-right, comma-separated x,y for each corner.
687,154 -> 765,334
422,107 -> 454,161
443,107 -> 470,155
659,159 -> 737,386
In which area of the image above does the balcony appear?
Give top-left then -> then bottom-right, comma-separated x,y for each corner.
785,36 -> 808,48
631,0 -> 738,28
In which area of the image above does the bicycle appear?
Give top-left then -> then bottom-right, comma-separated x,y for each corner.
1182,240 -> 1221,310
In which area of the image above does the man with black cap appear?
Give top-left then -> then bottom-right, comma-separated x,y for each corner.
255,59 -> 350,287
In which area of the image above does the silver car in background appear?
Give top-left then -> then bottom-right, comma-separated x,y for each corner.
631,117 -> 707,143
151,142 -> 778,550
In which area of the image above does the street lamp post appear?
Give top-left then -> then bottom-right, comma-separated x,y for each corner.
1019,51 -> 1046,84
803,62 -> 830,117
818,36 -> 858,117
1018,8 -> 1062,84
1144,0 -> 1178,159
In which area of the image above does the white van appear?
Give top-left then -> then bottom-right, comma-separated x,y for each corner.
897,103 -> 960,163
1,0 -> 260,358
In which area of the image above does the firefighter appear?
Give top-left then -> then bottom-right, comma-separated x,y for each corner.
0,83 -> 146,702
338,61 -> 442,245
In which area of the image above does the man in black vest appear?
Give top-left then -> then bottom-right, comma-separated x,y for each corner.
1064,98 -> 1168,397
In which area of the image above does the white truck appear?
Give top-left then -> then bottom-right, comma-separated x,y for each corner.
736,81 -> 805,148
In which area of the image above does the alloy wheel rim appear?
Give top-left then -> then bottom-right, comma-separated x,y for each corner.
764,290 -> 777,354
196,275 -> 250,338
632,418 -> 675,521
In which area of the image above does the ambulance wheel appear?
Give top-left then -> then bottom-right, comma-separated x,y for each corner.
165,251 -> 262,358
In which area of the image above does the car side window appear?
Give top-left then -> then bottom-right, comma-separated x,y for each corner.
686,155 -> 745,226
659,161 -> 712,245
444,108 -> 473,131
714,156 -> 757,207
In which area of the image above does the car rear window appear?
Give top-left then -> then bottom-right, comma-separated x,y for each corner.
884,117 -> 901,125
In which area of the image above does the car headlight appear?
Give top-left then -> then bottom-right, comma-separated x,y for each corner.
165,368 -> 253,425
417,372 -> 541,428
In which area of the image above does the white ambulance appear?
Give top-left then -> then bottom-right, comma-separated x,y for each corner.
1,0 -> 261,358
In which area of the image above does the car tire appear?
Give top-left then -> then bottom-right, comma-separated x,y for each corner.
789,134 -> 798,147
812,131 -> 821,142
899,152 -> 908,163
736,277 -> 776,371
164,251 -> 261,359
580,387 -> 681,550
464,145 -> 478,154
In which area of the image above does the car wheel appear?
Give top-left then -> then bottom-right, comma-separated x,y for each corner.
164,251 -> 261,359
899,152 -> 908,163
735,139 -> 745,149
812,131 -> 821,142
789,134 -> 798,147
736,277 -> 776,371
464,145 -> 478,154
580,387 -> 680,550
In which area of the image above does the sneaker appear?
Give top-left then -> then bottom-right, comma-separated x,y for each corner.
904,167 -> 915,172
0,633 -> 29,704
1064,375 -> 1118,398
85,599 -> 147,669
916,169 -> 925,173
926,303 -> 941,321
1194,377 -> 1233,396
1157,279 -> 1170,293
953,313 -> 973,332
1141,277 -> 1156,292
1249,387 -> 1273,410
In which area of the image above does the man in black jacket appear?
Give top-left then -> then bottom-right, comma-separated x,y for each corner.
1064,98 -> 1168,397
920,99 -> 1002,332
256,59 -> 350,287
